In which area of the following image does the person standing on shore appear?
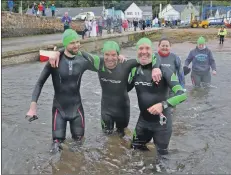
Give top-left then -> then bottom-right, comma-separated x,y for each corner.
217,26 -> 227,44
50,4 -> 56,17
62,12 -> 72,31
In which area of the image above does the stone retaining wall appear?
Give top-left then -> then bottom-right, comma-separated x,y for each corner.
1,11 -> 84,38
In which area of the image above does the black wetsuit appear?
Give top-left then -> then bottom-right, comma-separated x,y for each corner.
31,52 -> 100,142
97,59 -> 138,134
56,50 -> 160,136
128,64 -> 187,155
84,54 -> 160,135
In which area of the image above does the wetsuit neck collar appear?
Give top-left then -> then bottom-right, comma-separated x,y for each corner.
158,50 -> 170,57
140,62 -> 152,69
64,50 -> 77,59
64,53 -> 75,60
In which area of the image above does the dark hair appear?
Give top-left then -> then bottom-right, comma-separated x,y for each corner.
158,37 -> 171,46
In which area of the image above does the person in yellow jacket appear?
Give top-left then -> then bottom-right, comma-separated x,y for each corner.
218,26 -> 227,44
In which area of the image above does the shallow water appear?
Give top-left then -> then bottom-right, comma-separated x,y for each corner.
2,40 -> 231,174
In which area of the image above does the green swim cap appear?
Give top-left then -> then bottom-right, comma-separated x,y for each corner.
62,29 -> 80,48
197,36 -> 206,45
102,41 -> 120,54
136,37 -> 153,49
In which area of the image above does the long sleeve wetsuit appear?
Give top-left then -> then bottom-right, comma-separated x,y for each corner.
127,63 -> 187,154
31,51 -> 101,142
155,52 -> 185,88
79,52 -> 161,135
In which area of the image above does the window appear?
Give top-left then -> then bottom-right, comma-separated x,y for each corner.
127,12 -> 133,15
135,12 -> 137,15
138,12 -> 139,15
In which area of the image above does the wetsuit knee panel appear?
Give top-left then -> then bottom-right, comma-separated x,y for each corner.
52,129 -> 66,140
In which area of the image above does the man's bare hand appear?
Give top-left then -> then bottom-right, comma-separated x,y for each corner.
25,102 -> 38,122
147,103 -> 163,115
49,51 -> 60,68
152,68 -> 162,84
118,55 -> 127,63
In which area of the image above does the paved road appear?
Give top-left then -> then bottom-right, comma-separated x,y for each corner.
2,33 -> 62,53
2,28 -> 156,53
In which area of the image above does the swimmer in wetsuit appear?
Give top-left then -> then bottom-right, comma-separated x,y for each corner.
96,41 -> 161,136
155,37 -> 185,89
184,36 -> 217,87
155,38 -> 185,112
49,41 -> 162,137
26,29 -> 104,153
127,38 -> 187,156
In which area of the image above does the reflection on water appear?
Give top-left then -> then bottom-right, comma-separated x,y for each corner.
2,41 -> 231,174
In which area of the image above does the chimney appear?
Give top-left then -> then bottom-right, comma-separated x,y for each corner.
159,4 -> 162,18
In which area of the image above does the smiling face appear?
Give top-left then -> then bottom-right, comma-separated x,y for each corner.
158,40 -> 171,55
104,50 -> 118,69
66,39 -> 80,55
197,44 -> 205,50
137,43 -> 152,65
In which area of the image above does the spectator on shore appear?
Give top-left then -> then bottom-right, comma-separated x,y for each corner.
42,1 -> 46,16
91,18 -> 97,37
32,2 -> 38,16
88,20 -> 93,37
38,2 -> 43,16
7,0 -> 14,13
142,19 -> 146,30
83,19 -> 89,39
117,17 -> 123,33
106,16 -> 112,34
122,19 -> 128,32
50,4 -> 56,17
133,18 -> 138,31
61,12 -> 72,31
146,18 -> 151,28
97,16 -> 103,37
153,17 -> 159,27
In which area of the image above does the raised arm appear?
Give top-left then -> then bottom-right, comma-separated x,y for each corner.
79,51 -> 104,72
151,54 -> 162,83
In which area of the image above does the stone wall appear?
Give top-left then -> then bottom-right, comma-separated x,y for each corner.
1,11 -> 85,38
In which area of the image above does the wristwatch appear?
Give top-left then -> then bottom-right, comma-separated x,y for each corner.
162,101 -> 168,110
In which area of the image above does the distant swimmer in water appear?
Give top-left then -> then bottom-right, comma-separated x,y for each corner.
49,40 -> 162,137
184,36 -> 217,87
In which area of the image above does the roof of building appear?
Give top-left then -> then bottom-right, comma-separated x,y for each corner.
172,5 -> 187,12
139,6 -> 152,12
26,6 -> 104,17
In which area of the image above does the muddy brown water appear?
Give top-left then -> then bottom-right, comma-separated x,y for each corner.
2,39 -> 231,174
